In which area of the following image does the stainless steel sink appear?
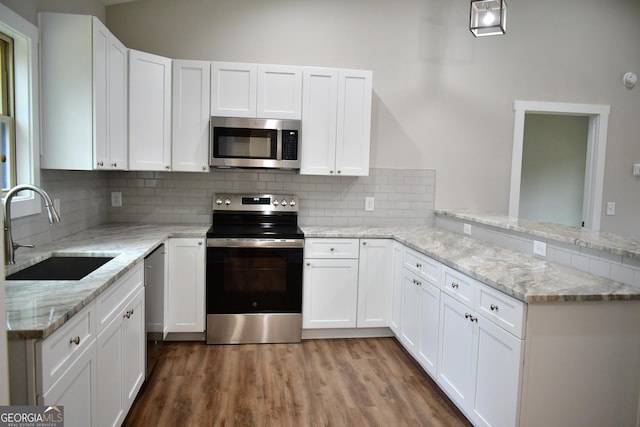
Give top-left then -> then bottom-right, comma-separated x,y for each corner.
6,256 -> 114,281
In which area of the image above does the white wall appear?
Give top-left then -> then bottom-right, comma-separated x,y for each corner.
107,0 -> 640,236
0,0 -> 105,24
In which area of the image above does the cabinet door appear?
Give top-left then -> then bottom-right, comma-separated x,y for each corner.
417,280 -> 440,377
122,288 -> 146,413
389,242 -> 404,334
97,311 -> 124,427
129,49 -> 172,171
437,293 -> 476,410
107,32 -> 128,170
93,18 -> 109,171
399,269 -> 421,355
471,315 -> 523,427
41,340 -> 98,427
357,239 -> 392,327
40,13 -> 94,170
335,69 -> 372,176
211,62 -> 257,118
257,64 -> 302,119
303,258 -> 359,328
166,238 -> 205,333
172,60 -> 210,172
300,67 -> 338,175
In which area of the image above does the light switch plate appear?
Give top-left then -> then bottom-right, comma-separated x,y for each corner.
111,192 -> 122,207
533,240 -> 547,257
463,223 -> 472,235
365,197 -> 374,212
606,202 -> 615,216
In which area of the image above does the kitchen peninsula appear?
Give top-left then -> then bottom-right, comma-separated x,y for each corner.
6,220 -> 640,427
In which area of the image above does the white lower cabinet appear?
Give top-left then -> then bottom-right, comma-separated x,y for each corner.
97,263 -> 145,427
416,278 -> 440,377
40,340 -> 98,427
437,266 -> 524,427
303,238 -> 392,330
357,239 -> 392,327
303,258 -> 359,328
398,269 -> 421,354
389,242 -> 403,334
9,263 -> 147,427
165,238 -> 205,334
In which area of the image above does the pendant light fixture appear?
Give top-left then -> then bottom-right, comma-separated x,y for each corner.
470,0 -> 507,37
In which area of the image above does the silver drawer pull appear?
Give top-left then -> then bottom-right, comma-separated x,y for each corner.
465,313 -> 471,319
69,336 -> 80,345
451,282 -> 459,289
490,303 -> 499,311
330,248 -> 335,252
470,315 -> 478,322
413,279 -> 421,286
416,263 -> 422,268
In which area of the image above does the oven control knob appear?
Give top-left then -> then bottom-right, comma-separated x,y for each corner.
224,198 -> 231,206
289,200 -> 296,207
281,199 -> 287,206
215,198 -> 223,206
273,199 -> 279,207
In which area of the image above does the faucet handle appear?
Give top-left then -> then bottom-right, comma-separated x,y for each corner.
13,242 -> 35,250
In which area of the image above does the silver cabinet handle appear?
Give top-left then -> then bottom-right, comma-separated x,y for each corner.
165,165 -> 171,170
362,242 -> 367,246
306,262 -> 311,266
330,248 -> 335,252
490,303 -> 499,311
464,313 -> 477,322
202,166 -> 207,171
412,279 -> 421,286
111,162 -> 117,168
451,282 -> 459,289
97,161 -> 104,167
416,263 -> 422,268
69,336 -> 80,345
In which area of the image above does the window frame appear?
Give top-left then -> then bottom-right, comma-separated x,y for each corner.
1,31 -> 17,191
0,3 -> 42,219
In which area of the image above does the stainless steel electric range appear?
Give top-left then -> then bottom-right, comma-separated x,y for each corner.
205,194 -> 304,344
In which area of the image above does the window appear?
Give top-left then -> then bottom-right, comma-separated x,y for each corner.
0,32 -> 16,191
0,3 -> 41,218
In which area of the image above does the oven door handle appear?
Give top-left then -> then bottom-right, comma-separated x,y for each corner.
207,238 -> 304,249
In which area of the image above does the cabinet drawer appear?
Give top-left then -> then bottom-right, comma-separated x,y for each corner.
477,283 -> 526,339
304,238 -> 359,259
441,266 -> 477,307
38,301 -> 96,392
96,262 -> 144,333
404,247 -> 441,287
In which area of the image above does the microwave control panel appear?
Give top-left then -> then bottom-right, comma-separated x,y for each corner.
282,130 -> 299,160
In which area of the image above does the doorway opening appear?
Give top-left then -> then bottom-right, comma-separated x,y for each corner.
508,101 -> 610,231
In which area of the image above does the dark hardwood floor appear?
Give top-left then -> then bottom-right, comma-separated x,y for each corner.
124,338 -> 472,427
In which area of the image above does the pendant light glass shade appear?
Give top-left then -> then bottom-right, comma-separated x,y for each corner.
470,0 -> 507,37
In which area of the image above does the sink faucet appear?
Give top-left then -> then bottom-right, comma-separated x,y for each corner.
3,184 -> 61,264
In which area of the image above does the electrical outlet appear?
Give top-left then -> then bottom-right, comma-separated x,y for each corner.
533,240 -> 547,257
606,202 -> 615,216
463,223 -> 472,235
365,197 -> 374,212
633,164 -> 640,177
111,192 -> 122,207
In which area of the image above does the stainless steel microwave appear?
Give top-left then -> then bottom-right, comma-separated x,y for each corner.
209,117 -> 300,169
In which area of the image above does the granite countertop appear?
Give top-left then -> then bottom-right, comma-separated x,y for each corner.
8,222 -> 640,341
302,225 -> 640,304
436,209 -> 640,260
5,223 -> 208,340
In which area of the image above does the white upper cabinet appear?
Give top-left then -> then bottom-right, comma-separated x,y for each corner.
128,49 -> 172,171
40,13 -> 128,170
210,62 -> 257,118
172,60 -> 211,172
211,62 -> 302,119
256,64 -> 302,119
301,67 -> 372,176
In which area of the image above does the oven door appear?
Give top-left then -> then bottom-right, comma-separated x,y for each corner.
206,239 -> 303,314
